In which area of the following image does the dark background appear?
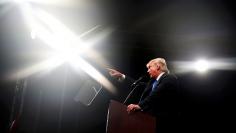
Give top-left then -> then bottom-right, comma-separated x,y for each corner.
1,0 -> 236,133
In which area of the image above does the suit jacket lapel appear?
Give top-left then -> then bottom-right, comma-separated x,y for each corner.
143,73 -> 168,95
139,73 -> 169,103
139,80 -> 153,102
157,73 -> 167,85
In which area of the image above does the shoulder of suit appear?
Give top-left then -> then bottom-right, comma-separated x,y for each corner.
162,73 -> 178,80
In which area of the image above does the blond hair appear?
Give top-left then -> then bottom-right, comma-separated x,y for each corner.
147,58 -> 169,73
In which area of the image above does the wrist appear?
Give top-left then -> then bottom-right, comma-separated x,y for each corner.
118,74 -> 125,82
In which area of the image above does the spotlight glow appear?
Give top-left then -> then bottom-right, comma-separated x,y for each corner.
9,3 -> 116,94
194,59 -> 209,73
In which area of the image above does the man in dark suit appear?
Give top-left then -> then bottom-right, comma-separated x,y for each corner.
108,58 -> 180,133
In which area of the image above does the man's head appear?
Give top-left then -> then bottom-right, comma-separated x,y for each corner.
146,58 -> 169,78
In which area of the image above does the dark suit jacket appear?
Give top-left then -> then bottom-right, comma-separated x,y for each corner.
138,73 -> 179,118
122,73 -> 180,133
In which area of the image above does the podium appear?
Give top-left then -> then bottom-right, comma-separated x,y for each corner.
106,100 -> 156,133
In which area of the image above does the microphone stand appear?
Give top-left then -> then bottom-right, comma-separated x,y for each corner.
123,75 -> 148,104
123,82 -> 144,105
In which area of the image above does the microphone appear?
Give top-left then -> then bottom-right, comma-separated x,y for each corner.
131,74 -> 148,87
124,74 -> 148,104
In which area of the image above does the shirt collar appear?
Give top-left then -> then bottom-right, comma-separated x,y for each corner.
156,72 -> 165,81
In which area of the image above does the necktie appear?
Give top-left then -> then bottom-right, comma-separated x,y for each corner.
151,80 -> 159,92
139,80 -> 159,103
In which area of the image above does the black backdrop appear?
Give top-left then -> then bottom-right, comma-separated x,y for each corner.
1,0 -> 236,133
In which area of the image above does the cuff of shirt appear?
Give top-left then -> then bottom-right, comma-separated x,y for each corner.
118,74 -> 126,82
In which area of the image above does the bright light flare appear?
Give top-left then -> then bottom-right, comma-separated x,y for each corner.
194,59 -> 209,73
24,7 -> 101,55
69,56 -> 117,94
10,56 -> 65,79
171,58 -> 236,74
10,2 -> 116,94
12,0 -> 81,7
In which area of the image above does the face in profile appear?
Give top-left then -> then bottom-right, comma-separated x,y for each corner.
147,63 -> 159,78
